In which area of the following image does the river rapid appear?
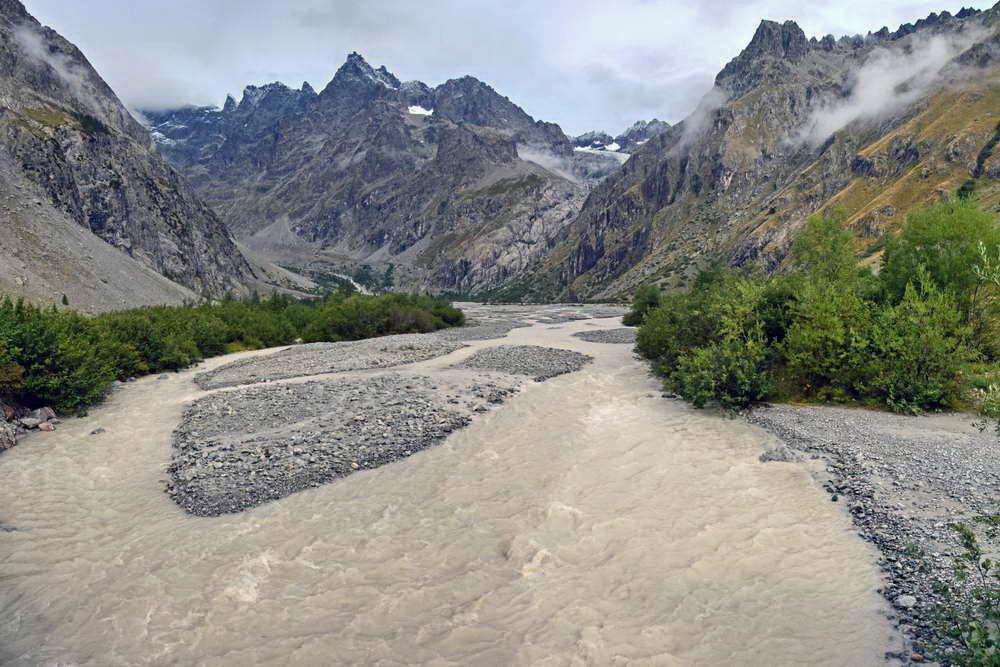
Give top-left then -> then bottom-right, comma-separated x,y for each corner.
0,308 -> 894,665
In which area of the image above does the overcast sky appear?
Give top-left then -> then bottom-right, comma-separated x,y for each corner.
23,0 -> 995,136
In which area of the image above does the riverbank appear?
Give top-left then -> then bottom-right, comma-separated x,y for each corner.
750,403 -> 1000,662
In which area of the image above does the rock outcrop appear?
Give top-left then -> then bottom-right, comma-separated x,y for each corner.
0,0 -> 254,309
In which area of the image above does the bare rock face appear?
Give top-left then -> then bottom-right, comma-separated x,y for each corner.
144,53 -> 598,295
0,0 -> 253,306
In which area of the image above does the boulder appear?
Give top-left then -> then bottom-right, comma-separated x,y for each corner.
0,422 -> 15,451
759,445 -> 801,463
37,422 -> 56,432
31,407 -> 56,421
18,417 -> 41,429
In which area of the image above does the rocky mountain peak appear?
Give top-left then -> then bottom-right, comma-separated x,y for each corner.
748,20 -> 809,60
573,130 -> 613,148
222,94 -> 237,113
322,51 -> 401,98
301,81 -> 316,96
615,119 -> 671,150
401,80 -> 434,108
432,75 -> 534,132
715,19 -> 810,94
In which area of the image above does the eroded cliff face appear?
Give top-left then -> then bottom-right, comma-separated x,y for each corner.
534,6 -> 1000,300
0,0 -> 253,306
144,54 -> 615,294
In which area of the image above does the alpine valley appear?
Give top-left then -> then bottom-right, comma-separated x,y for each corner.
4,0 -> 1000,304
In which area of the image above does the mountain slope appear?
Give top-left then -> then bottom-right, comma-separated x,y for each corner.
522,6 -> 1000,300
0,0 -> 253,309
145,54 -> 619,293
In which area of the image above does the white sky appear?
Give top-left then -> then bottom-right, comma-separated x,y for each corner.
23,0 -> 995,136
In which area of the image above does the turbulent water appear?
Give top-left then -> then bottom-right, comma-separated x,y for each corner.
0,314 -> 893,665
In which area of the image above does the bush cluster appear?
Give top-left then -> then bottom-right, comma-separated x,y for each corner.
634,200 -> 995,412
0,290 -> 464,415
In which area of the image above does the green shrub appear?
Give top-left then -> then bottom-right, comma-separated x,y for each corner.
635,290 -> 714,370
623,284 -> 662,326
0,341 -> 24,397
881,198 -> 1000,318
791,208 -> 857,282
639,274 -> 774,410
674,332 -> 772,410
0,291 -> 464,414
635,198 -> 988,415
783,279 -> 872,401
866,277 -> 972,413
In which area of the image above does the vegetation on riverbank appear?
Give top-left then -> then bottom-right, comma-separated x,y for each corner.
630,198 -> 1000,415
0,290 -> 464,415
931,517 -> 1000,665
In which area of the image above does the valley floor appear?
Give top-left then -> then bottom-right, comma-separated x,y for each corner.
1,304 -> 915,665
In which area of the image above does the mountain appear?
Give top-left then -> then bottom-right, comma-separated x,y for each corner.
0,0 -> 254,310
573,120 -> 672,154
614,119 -> 672,152
144,54 -> 622,294
514,5 -> 1000,300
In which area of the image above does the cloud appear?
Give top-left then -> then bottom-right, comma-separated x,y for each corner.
13,24 -> 101,113
516,146 -> 580,183
673,86 -> 729,154
797,24 -> 989,145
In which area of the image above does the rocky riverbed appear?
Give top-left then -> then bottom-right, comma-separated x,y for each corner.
750,404 -> 1000,662
573,327 -> 637,344
169,373 -> 520,516
455,345 -> 593,381
169,305 -> 617,516
194,335 -> 465,390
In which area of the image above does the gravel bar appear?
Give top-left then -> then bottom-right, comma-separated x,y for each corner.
456,345 -> 593,381
169,373 -> 520,516
573,328 -> 636,344
195,335 -> 464,390
749,403 -> 1000,661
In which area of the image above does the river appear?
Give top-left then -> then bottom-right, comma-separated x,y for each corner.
0,309 -> 894,665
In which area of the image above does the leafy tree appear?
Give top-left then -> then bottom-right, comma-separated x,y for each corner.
382,263 -> 396,290
881,198 -> 1000,318
622,284 -> 662,326
790,208 -> 857,282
